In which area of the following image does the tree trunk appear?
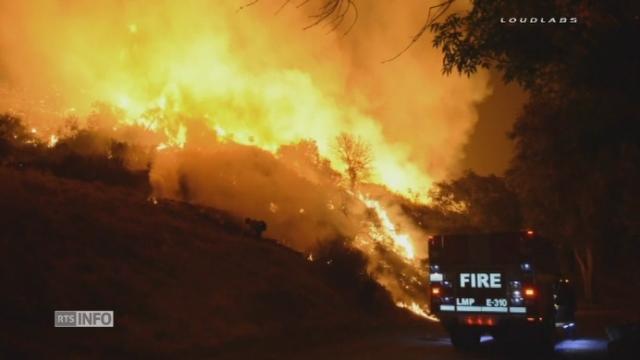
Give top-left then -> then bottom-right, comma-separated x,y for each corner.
574,244 -> 594,304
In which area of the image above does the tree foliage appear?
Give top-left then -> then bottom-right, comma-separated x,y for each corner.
506,90 -> 640,301
425,171 -> 522,233
429,0 -> 640,301
0,114 -> 38,160
277,139 -> 340,185
431,1 -> 640,94
0,114 -> 150,190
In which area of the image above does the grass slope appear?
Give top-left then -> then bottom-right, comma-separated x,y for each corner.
0,167 -> 410,358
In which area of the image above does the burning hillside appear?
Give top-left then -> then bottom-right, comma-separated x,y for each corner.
2,166 -> 439,357
0,0 -> 491,318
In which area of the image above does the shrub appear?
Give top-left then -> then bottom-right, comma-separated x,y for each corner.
313,238 -> 395,314
0,114 -> 37,160
0,114 -> 149,190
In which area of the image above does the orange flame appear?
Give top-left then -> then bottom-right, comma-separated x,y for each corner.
0,1 -> 491,200
360,195 -> 415,259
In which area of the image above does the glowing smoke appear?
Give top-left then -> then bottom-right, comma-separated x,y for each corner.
0,0 -> 491,315
0,0 -> 490,196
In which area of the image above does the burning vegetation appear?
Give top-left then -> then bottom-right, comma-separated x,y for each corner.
3,0 -> 639,357
0,0 -> 492,319
0,111 -> 433,318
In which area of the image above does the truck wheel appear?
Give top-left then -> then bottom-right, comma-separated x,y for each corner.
565,323 -> 577,339
536,315 -> 556,354
450,327 -> 480,351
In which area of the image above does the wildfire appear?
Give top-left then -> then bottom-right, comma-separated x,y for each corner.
107,84 -> 432,199
47,134 -> 58,148
348,194 -> 433,317
0,1 -> 458,201
360,195 -> 415,259
396,301 -> 438,321
0,0 -> 490,321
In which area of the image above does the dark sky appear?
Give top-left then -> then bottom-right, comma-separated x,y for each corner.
460,72 -> 528,176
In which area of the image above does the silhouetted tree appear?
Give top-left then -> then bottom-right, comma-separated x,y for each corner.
277,139 -> 340,185
335,133 -> 372,190
430,1 -> 640,94
429,0 -> 640,302
313,238 -> 395,313
426,171 -> 522,233
0,114 -> 36,160
506,92 -> 640,303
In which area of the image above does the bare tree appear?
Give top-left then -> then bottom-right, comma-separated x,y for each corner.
334,132 -> 372,189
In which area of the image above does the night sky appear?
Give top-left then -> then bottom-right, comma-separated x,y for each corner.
462,72 -> 528,176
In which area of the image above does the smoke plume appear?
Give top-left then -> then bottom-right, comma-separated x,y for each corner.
1,0 -> 490,313
0,0 -> 490,194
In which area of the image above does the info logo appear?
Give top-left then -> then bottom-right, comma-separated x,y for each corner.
54,311 -> 114,327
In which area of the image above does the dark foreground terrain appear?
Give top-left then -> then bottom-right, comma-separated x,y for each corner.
0,167 -> 419,358
1,166 -> 637,359
219,308 -> 636,359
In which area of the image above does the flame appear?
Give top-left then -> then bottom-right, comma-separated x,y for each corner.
361,194 -> 415,259
349,193 -> 432,316
396,301 -> 438,321
0,1 -> 495,201
103,71 -> 432,198
47,134 -> 58,148
0,0 -> 490,319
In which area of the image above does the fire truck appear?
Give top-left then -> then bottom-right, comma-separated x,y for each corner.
428,231 -> 576,350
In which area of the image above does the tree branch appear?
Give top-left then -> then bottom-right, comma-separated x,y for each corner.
382,0 -> 456,63
244,0 -> 358,35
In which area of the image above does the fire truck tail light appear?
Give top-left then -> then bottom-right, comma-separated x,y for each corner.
524,287 -> 536,297
464,317 -> 495,326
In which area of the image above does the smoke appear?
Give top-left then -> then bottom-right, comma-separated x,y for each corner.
1,0 -> 490,311
0,0 -> 490,193
151,140 -> 360,249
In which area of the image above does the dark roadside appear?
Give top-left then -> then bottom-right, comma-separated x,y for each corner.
217,307 -> 638,360
0,167 -> 422,358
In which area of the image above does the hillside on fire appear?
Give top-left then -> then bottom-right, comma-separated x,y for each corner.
3,0 -> 640,358
0,165 -> 425,358
0,115 -> 437,357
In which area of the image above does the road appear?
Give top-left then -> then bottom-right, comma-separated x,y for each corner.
220,323 -> 610,359
296,329 -> 608,360
216,309 -> 634,359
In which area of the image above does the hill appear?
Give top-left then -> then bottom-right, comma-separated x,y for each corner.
0,166 -> 418,358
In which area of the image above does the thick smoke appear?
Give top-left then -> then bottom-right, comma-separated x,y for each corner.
1,0 -> 490,311
0,0 -> 490,191
150,139 -> 359,249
